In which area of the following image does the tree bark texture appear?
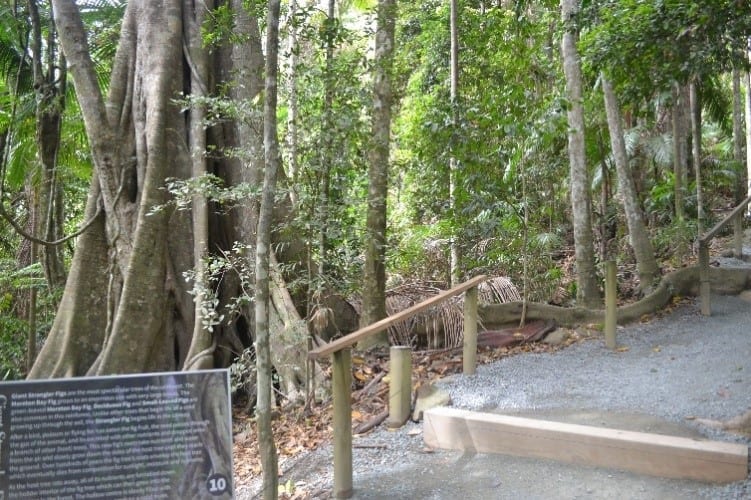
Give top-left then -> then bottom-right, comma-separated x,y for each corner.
319,0 -> 336,285
360,0 -> 396,344
561,0 -> 600,308
256,2 -> 281,497
448,0 -> 460,287
747,64 -> 751,209
183,0 -> 215,372
672,83 -> 689,221
602,76 -> 659,293
285,0 -> 300,205
30,1 -> 324,396
224,1 -> 323,400
690,80 -> 703,232
732,69 -> 746,204
28,0 -> 67,288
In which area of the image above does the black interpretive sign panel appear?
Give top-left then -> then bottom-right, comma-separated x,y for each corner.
0,369 -> 232,499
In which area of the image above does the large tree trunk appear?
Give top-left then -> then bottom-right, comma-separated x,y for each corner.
602,76 -> 659,293
30,1 -> 322,397
561,0 -> 599,307
27,0 -> 331,416
360,0 -> 396,346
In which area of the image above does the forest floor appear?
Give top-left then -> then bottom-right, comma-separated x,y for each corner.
230,228 -> 751,499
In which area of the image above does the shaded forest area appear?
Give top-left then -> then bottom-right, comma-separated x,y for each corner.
1,1 -> 751,495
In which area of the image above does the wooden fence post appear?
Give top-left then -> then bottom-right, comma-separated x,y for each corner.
734,212 -> 743,259
387,346 -> 412,428
463,285 -> 478,375
604,261 -> 617,350
332,348 -> 352,498
699,242 -> 711,316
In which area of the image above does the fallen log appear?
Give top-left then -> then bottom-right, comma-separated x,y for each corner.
354,410 -> 388,435
353,371 -> 386,401
480,266 -> 751,329
477,319 -> 557,348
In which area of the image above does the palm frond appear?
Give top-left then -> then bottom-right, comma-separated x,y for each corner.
0,16 -> 33,95
645,133 -> 673,168
6,128 -> 36,189
478,276 -> 521,304
701,75 -> 732,136
622,125 -> 643,157
356,277 -> 524,349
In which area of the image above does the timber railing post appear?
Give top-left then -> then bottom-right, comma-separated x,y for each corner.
604,260 -> 617,349
463,285 -> 478,375
307,275 -> 487,497
696,195 -> 751,316
332,348 -> 352,498
733,212 -> 743,259
699,242 -> 711,317
387,346 -> 412,428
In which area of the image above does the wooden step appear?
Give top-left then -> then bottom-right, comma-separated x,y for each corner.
423,407 -> 748,483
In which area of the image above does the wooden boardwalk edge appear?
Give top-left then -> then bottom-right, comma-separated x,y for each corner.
423,407 -> 749,484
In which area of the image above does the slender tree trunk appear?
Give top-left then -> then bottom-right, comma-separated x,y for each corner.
360,0 -> 396,344
448,0 -> 460,286
183,0 -> 214,371
672,82 -> 689,221
561,0 -> 599,307
690,79 -> 703,233
227,0 -> 322,402
732,69 -> 745,205
602,76 -> 659,293
27,223 -> 38,372
256,2 -> 281,497
598,144 -> 609,262
28,0 -> 67,288
317,0 -> 336,293
285,0 -> 300,205
745,56 -> 751,212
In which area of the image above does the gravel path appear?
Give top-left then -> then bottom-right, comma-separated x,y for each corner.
237,293 -> 751,499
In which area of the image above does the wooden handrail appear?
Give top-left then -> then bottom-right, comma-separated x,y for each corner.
700,194 -> 751,244
308,275 -> 487,360
698,195 -> 751,316
315,274 -> 487,498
